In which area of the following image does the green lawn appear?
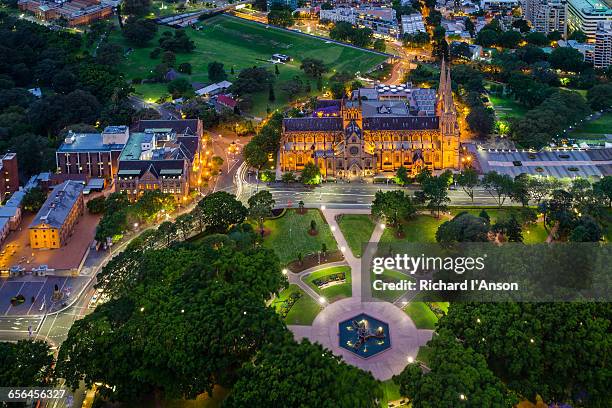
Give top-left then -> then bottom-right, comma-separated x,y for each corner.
271,284 -> 321,325
569,112 -> 612,139
404,301 -> 438,330
379,380 -> 405,407
336,214 -> 376,257
379,214 -> 446,246
111,14 -> 387,116
262,209 -> 337,264
488,94 -> 528,120
371,269 -> 414,302
304,265 -> 352,302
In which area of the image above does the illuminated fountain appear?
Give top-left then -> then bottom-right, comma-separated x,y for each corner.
338,313 -> 391,358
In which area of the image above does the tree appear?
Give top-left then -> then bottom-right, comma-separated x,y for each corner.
482,171 -> 514,207
268,83 -> 275,102
0,340 -> 54,387
525,31 -> 549,46
178,62 -> 192,74
225,339 -> 380,407
568,29 -> 588,43
512,19 -> 530,33
230,67 -> 274,96
281,171 -> 296,183
300,162 -> 321,185
438,302 -> 611,406
493,214 -> 523,242
586,84 -> 612,111
207,61 -> 227,82
174,213 -> 194,241
122,17 -> 157,46
466,106 -> 494,136
330,81 -> 347,99
402,31 -> 430,47
300,58 -> 327,78
549,47 -> 585,73
281,76 -> 304,95
22,187 -> 46,212
456,168 -> 479,203
420,172 -> 451,218
157,220 -> 178,247
167,78 -> 192,98
593,176 -> 612,207
197,192 -> 247,233
248,190 -> 275,235
465,17 -> 475,37
373,38 -> 386,52
371,190 -> 416,227
267,9 -> 294,27
243,141 -> 268,170
570,215 -> 602,242
161,50 -> 176,66
436,212 -> 490,243
395,166 -> 410,185
393,330 -> 517,407
122,0 -> 151,16
86,196 -> 107,214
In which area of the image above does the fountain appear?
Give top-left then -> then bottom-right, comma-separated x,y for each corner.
338,314 -> 391,358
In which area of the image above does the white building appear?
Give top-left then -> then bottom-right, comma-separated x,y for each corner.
320,7 -> 400,39
567,0 -> 612,41
525,0 -> 567,36
594,21 -> 612,67
401,13 -> 426,34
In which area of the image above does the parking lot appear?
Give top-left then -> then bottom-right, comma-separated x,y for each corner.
0,275 -> 89,316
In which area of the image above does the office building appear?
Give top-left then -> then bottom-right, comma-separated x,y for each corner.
56,126 -> 129,181
567,0 -> 612,41
401,13 -> 426,34
319,7 -> 400,39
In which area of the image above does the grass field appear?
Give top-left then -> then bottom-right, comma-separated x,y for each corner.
569,112 -> 612,140
488,94 -> 528,120
262,209 -> 337,264
111,14 -> 387,116
271,284 -> 321,325
379,215 -> 446,247
379,380 -> 404,407
336,214 -> 376,257
404,301 -> 438,330
304,265 -> 352,302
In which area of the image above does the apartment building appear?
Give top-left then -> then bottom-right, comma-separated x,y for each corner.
567,0 -> 612,41
320,7 -> 400,39
0,153 -> 19,199
594,20 -> 612,67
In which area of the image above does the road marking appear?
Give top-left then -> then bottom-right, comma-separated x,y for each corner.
26,281 -> 46,315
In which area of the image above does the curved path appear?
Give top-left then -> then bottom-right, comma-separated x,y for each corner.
288,208 -> 433,380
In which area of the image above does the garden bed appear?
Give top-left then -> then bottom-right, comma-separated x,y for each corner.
287,250 -> 344,273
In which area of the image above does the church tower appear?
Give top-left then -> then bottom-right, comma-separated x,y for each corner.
438,60 -> 460,169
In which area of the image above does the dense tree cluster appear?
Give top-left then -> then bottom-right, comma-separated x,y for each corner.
243,111 -> 283,170
0,13 -> 132,179
436,303 -> 611,406
0,340 -> 54,388
94,191 -> 176,242
330,21 -> 374,48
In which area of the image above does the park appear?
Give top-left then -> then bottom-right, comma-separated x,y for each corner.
112,14 -> 388,116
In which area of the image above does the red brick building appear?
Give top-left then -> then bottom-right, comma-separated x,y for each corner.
0,153 -> 19,199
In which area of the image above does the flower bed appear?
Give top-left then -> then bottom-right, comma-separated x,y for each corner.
312,272 -> 346,289
277,291 -> 303,319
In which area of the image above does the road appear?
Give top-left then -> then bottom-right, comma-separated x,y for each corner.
236,164 -> 508,208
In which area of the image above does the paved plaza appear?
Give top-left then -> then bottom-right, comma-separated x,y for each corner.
287,208 -> 433,380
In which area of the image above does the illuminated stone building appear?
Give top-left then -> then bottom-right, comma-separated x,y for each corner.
279,60 -> 460,179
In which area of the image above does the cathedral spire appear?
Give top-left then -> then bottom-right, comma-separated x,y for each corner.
444,66 -> 454,114
439,58 -> 446,97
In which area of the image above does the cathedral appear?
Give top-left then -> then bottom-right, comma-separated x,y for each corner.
279,60 -> 460,179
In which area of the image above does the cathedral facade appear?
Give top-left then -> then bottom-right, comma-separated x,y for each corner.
279,61 -> 460,179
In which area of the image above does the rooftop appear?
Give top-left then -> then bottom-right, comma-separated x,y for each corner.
30,181 -> 84,229
135,119 -> 200,136
57,133 -> 124,153
470,145 -> 612,178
